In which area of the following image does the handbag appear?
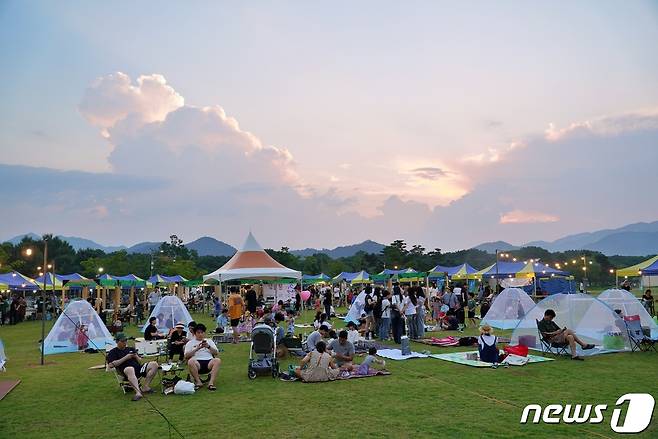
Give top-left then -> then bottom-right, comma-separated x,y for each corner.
173,380 -> 195,395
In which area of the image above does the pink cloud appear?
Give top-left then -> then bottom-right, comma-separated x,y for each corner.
500,209 -> 559,224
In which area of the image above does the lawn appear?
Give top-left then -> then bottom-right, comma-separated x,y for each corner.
0,309 -> 656,439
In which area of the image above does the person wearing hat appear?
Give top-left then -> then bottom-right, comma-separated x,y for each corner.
477,325 -> 500,364
106,333 -> 159,401
168,322 -> 188,362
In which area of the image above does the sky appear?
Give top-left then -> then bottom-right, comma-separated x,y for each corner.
1,1 -> 658,250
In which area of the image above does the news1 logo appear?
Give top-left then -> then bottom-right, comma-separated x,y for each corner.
520,393 -> 655,433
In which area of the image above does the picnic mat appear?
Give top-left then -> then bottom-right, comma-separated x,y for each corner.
0,379 -> 21,401
294,324 -> 314,329
429,351 -> 554,367
337,370 -> 391,380
414,336 -> 512,347
377,349 -> 429,360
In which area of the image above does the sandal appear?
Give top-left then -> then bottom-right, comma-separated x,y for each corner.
207,385 -> 217,391
131,394 -> 143,401
194,383 -> 203,390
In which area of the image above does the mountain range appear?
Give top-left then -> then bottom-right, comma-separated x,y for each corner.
4,220 -> 657,257
473,220 -> 658,256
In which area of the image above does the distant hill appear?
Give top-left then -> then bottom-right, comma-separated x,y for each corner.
6,233 -> 125,252
127,242 -> 161,254
583,231 -> 658,256
292,240 -> 385,258
524,221 -> 658,255
184,236 -> 236,257
472,241 -> 520,254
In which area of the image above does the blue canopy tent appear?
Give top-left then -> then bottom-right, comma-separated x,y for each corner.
302,273 -> 331,285
0,271 -> 39,291
332,272 -> 359,283
640,259 -> 658,276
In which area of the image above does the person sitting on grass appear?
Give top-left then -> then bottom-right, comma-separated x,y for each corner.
306,324 -> 330,352
538,309 -> 595,361
215,308 -> 229,334
144,317 -> 166,341
477,324 -> 500,364
441,309 -> 459,331
294,340 -> 340,382
107,332 -> 159,401
184,323 -> 221,391
327,330 -> 355,368
346,321 -> 360,344
352,347 -> 386,375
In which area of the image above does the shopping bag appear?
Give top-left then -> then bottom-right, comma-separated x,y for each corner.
504,344 -> 528,357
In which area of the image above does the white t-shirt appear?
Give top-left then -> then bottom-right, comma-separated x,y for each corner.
381,298 -> 391,319
478,334 -> 497,348
347,329 -> 360,344
402,297 -> 417,316
184,338 -> 218,361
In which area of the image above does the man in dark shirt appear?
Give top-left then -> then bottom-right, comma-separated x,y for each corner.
144,317 -> 165,340
538,309 -> 595,360
245,288 -> 257,315
168,322 -> 188,361
106,333 -> 158,400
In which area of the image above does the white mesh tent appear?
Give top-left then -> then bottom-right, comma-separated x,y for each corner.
0,339 -> 6,371
510,293 -> 631,356
42,300 -> 116,354
141,295 -> 193,333
598,289 -> 658,338
480,288 -> 536,329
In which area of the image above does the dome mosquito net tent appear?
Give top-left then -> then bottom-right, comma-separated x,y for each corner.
142,295 -> 193,333
510,293 -> 631,356
0,339 -> 6,371
598,288 -> 658,338
480,287 -> 536,329
42,300 -> 116,354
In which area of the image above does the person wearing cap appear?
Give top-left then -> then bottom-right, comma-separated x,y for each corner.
305,324 -> 329,352
107,333 -> 159,401
168,322 -> 188,361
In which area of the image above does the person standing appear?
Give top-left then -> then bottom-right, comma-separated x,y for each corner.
227,287 -> 244,344
401,287 -> 418,340
148,289 -> 160,314
416,286 -> 427,338
390,285 -> 404,343
379,290 -> 392,341
323,287 -> 332,320
245,287 -> 257,315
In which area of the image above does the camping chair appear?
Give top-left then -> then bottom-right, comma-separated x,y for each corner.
536,320 -> 569,356
624,315 -> 657,353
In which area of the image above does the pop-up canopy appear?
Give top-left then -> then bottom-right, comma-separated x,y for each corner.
616,255 -> 658,277
203,232 -> 301,282
429,263 -> 479,279
0,271 -> 39,290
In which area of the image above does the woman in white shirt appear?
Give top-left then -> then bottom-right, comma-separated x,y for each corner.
400,287 -> 418,340
390,285 -> 404,344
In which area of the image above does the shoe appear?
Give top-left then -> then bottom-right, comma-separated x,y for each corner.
571,356 -> 584,361
131,394 -> 143,401
583,344 -> 595,350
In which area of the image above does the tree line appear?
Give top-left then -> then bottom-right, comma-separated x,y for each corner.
0,235 -> 651,287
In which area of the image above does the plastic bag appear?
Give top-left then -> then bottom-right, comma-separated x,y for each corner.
501,354 -> 529,366
173,380 -> 195,395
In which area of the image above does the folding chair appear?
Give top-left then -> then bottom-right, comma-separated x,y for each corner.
536,320 -> 569,356
108,365 -> 135,394
624,315 -> 657,353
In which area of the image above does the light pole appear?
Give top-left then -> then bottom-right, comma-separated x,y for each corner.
38,238 -> 48,365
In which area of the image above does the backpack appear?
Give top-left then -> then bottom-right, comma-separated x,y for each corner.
458,336 -> 478,346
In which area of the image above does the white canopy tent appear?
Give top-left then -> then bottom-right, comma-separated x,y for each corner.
481,287 -> 536,329
598,288 -> 658,338
203,232 -> 302,282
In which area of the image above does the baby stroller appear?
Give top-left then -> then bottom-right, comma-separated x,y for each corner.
248,323 -> 279,379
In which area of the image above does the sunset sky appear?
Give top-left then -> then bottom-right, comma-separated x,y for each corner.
1,1 -> 658,250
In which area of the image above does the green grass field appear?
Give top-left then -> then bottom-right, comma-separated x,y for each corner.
0,309 -> 656,439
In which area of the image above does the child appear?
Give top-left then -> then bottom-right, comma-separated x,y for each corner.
467,293 -> 478,327
285,309 -> 295,335
355,347 -> 386,375
441,309 -> 459,331
215,308 -> 229,334
314,296 -> 322,313
272,300 -> 283,314
238,311 -> 255,337
477,324 -> 500,364
346,321 -> 360,344
313,312 -> 328,330
76,324 -> 88,350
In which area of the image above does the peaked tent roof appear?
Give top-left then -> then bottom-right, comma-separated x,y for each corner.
477,261 -> 569,279
616,255 -> 658,277
59,273 -> 97,287
351,270 -> 371,284
34,272 -> 65,289
332,272 -> 360,282
203,232 -> 301,282
0,271 -> 39,289
640,259 -> 658,276
42,300 -> 115,354
302,273 -> 331,283
148,274 -> 172,284
429,263 -> 479,279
